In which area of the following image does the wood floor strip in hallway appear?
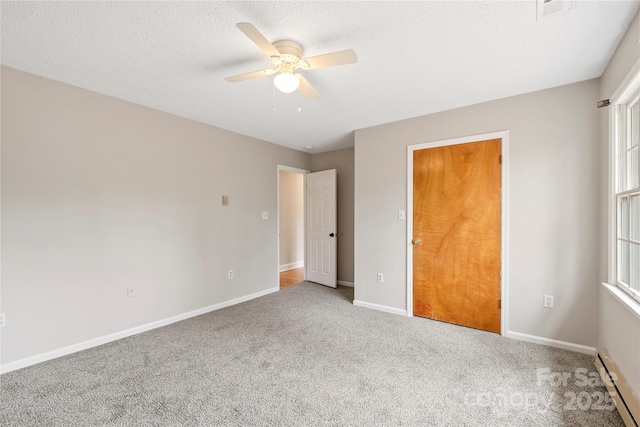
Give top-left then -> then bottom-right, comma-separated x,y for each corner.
280,267 -> 304,289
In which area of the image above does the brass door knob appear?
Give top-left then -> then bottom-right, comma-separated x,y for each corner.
412,238 -> 422,245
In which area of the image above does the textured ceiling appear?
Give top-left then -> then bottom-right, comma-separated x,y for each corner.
2,1 -> 639,153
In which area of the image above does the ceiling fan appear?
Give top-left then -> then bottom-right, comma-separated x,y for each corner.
225,23 -> 358,99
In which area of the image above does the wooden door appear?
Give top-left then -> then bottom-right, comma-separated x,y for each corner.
306,169 -> 337,288
412,139 -> 501,333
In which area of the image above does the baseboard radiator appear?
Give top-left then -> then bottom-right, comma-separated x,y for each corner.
595,349 -> 640,427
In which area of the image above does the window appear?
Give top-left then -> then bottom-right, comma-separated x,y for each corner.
614,91 -> 640,302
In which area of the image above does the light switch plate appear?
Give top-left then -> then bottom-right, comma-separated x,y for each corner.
399,210 -> 405,220
261,211 -> 268,220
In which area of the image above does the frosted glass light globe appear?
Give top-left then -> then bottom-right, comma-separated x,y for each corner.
274,72 -> 300,93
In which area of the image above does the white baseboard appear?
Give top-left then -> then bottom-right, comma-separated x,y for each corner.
279,261 -> 304,272
353,299 -> 407,316
1,286 -> 279,374
337,280 -> 354,288
505,331 -> 595,355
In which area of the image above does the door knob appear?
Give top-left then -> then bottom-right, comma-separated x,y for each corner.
412,238 -> 422,245
329,233 -> 335,237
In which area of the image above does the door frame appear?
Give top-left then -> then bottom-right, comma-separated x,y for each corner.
406,130 -> 509,336
277,165 -> 310,289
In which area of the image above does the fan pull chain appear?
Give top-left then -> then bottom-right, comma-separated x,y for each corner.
272,84 -> 277,112
298,87 -> 302,113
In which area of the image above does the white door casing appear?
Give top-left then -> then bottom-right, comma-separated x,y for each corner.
306,169 -> 337,288
406,130 -> 509,336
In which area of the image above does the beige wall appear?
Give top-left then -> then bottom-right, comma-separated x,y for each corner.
311,148 -> 354,284
279,171 -> 304,269
355,79 -> 601,348
0,66 -> 311,366
598,11 -> 640,396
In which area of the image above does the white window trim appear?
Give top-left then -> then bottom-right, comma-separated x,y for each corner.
608,57 -> 640,305
601,282 -> 640,320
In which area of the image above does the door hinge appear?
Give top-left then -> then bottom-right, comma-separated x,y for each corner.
499,299 -> 501,309
499,155 -> 502,164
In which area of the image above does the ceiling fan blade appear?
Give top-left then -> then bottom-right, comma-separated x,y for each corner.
301,49 -> 358,70
236,23 -> 281,59
297,74 -> 319,99
225,69 -> 274,83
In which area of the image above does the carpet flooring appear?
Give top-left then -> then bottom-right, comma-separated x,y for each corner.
0,283 -> 624,426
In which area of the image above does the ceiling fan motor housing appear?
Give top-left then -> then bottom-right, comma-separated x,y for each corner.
273,40 -> 303,65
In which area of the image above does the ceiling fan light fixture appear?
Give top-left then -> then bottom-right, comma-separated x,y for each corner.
274,71 -> 299,94
227,23 -> 358,100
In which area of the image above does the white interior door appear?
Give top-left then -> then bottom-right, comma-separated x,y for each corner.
306,169 -> 337,288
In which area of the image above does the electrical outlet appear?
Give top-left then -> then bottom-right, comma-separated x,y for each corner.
0,313 -> 5,327
377,273 -> 384,283
544,295 -> 554,309
127,286 -> 135,298
228,270 -> 234,279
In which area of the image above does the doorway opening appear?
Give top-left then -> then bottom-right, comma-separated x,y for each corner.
277,166 -> 308,289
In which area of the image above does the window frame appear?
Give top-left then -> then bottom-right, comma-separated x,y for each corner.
610,64 -> 640,304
